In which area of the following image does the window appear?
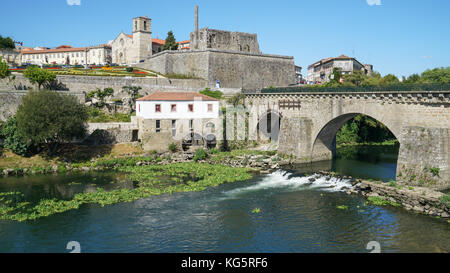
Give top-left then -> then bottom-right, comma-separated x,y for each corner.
172,120 -> 176,137
155,104 -> 161,112
156,120 -> 160,133
188,104 -> 194,112
144,21 -> 147,30
189,119 -> 193,132
207,104 -> 213,112
171,104 -> 177,112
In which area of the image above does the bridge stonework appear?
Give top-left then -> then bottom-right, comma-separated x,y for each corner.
245,91 -> 450,190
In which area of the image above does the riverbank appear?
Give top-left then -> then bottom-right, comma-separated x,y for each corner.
315,171 -> 450,220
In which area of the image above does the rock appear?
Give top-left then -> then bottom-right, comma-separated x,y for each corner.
308,178 -> 316,183
52,165 -> 59,172
136,161 -> 143,166
440,212 -> 450,218
413,206 -> 424,213
81,166 -> 90,172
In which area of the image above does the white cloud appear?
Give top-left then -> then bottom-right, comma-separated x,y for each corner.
367,0 -> 381,6
67,0 -> 81,6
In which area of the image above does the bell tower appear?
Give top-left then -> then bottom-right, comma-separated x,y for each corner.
132,16 -> 152,62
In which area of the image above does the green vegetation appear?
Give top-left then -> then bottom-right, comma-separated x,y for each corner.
226,93 -> 246,107
193,149 -> 208,161
0,60 -> 11,79
0,35 -> 15,49
168,143 -> 178,153
336,115 -> 396,145
0,163 -> 252,221
252,208 -> 261,214
162,31 -> 178,51
87,108 -> 131,122
0,117 -> 32,156
336,205 -> 349,210
23,66 -> 56,89
164,73 -> 201,79
15,90 -> 88,155
440,195 -> 450,208
199,88 -> 223,99
86,87 -> 114,107
367,196 -> 401,207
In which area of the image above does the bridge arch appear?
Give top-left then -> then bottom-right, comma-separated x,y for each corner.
310,112 -> 400,162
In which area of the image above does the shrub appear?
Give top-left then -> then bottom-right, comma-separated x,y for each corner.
209,148 -> 219,154
193,149 -> 208,161
0,60 -> 11,79
125,67 -> 133,72
168,143 -> 178,153
199,88 -> 223,99
23,66 -> 56,89
0,117 -> 32,156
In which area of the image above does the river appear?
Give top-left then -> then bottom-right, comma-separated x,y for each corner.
0,145 -> 449,253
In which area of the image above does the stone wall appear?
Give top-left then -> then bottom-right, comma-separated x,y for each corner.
0,74 -> 208,94
138,49 -> 295,90
190,28 -> 261,54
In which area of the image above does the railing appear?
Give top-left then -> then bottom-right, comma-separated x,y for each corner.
260,83 -> 450,94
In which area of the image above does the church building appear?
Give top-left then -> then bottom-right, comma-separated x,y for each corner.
111,16 -> 162,65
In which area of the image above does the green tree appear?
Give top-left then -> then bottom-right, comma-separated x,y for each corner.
0,117 -> 32,156
23,66 -> 56,89
421,67 -> 450,84
380,74 -> 400,85
15,90 -> 88,155
0,35 -> 15,49
403,73 -> 421,84
329,67 -> 342,84
0,60 -> 11,79
162,31 -> 178,51
226,93 -> 246,107
86,87 -> 114,107
343,70 -> 367,86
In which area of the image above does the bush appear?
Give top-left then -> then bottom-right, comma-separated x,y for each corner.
0,117 -> 32,156
0,60 -> 11,79
168,143 -> 178,153
125,67 -> 133,72
209,148 -> 219,154
15,90 -> 88,155
199,88 -> 223,99
193,149 -> 208,161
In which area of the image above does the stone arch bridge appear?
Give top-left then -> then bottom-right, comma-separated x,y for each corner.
244,90 -> 450,189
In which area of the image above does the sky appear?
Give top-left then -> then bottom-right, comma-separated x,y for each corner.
0,0 -> 449,78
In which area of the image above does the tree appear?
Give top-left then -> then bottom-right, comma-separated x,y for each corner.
380,74 -> 400,85
0,116 -> 32,156
162,31 -> 178,51
343,70 -> 367,86
0,60 -> 11,79
0,35 -> 15,49
15,90 -> 88,155
23,66 -> 56,89
421,67 -> 450,84
403,73 -> 421,84
226,93 -> 246,107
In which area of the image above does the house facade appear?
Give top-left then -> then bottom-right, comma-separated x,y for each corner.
20,44 -> 111,66
136,92 -> 220,152
307,55 -> 373,84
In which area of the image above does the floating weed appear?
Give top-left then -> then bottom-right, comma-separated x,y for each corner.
336,205 -> 349,210
252,208 -> 261,214
0,163 -> 253,222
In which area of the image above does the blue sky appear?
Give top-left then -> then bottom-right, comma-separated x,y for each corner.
1,0 -> 449,78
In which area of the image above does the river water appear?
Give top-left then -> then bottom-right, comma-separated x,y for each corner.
0,145 -> 449,253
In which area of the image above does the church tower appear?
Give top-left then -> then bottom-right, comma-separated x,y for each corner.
132,16 -> 152,62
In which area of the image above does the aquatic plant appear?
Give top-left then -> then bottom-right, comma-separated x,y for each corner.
336,205 -> 349,210
0,163 -> 252,222
252,208 -> 261,214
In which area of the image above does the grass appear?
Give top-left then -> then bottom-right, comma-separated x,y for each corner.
367,196 -> 401,207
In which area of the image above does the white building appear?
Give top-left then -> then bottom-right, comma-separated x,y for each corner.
20,44 -> 111,66
307,54 -> 373,84
135,91 -> 220,152
136,92 -> 219,120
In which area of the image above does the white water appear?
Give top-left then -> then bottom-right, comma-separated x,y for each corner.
223,170 -> 354,197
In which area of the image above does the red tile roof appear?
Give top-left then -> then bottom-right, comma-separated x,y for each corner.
137,92 -> 218,101
152,38 -> 165,45
21,47 -> 87,54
